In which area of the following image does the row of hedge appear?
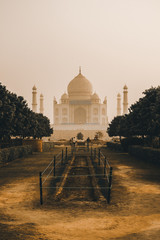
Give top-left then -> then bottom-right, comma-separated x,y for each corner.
107,137 -> 145,152
0,140 -> 76,166
0,145 -> 32,165
107,142 -> 123,152
129,145 -> 160,165
107,141 -> 160,165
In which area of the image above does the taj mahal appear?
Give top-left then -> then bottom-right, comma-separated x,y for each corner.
32,67 -> 128,140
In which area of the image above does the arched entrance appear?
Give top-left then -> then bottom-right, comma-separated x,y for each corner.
74,108 -> 86,124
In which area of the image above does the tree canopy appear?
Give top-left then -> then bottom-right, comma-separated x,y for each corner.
107,87 -> 160,142
0,82 -> 53,140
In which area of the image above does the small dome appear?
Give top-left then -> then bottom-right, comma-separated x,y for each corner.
40,93 -> 43,98
91,92 -> 99,100
67,71 -> 93,97
117,93 -> 121,97
32,85 -> 37,90
123,85 -> 128,89
61,93 -> 68,99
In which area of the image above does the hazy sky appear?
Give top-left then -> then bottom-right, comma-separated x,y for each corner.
0,0 -> 160,123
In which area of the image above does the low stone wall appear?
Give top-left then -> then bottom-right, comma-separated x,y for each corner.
107,142 -> 123,152
129,145 -> 160,165
0,145 -> 32,165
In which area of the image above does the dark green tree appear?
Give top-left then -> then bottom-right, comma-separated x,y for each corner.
77,132 -> 84,140
129,87 -> 160,140
0,84 -> 16,140
107,115 -> 128,140
107,87 -> 160,147
0,82 -> 53,142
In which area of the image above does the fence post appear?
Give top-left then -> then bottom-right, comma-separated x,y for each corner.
39,172 -> 43,205
104,157 -> 106,177
61,149 -> 63,165
91,147 -> 93,160
87,141 -> 89,152
65,147 -> 67,162
107,167 -> 113,204
98,149 -> 100,166
54,156 -> 56,176
94,148 -> 96,160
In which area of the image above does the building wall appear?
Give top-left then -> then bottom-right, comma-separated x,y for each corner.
54,101 -> 107,125
53,92 -> 108,140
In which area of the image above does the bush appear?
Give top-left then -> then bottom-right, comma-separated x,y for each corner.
107,142 -> 123,152
129,145 -> 160,165
0,145 -> 32,165
77,132 -> 84,140
121,137 -> 144,152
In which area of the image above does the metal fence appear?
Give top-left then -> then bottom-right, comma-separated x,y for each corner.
91,147 -> 113,203
39,145 -> 113,205
39,147 -> 70,204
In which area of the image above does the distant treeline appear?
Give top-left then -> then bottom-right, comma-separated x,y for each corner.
107,87 -> 160,147
0,82 -> 53,142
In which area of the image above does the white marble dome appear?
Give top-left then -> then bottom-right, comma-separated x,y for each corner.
67,72 -> 93,97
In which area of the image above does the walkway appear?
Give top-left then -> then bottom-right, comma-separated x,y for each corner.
0,147 -> 160,239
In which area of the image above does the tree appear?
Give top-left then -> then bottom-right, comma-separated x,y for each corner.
107,115 -> 127,140
107,87 -> 160,147
77,132 -> 84,140
0,84 -> 16,140
11,95 -> 29,138
129,87 -> 160,140
94,131 -> 103,140
0,82 -> 53,142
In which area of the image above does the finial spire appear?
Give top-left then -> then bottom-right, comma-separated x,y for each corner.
79,66 -> 81,74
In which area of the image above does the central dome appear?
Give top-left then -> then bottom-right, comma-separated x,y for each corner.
67,71 -> 93,97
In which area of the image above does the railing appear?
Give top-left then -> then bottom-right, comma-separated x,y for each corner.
39,147 -> 70,205
39,145 -> 113,205
90,147 -> 113,204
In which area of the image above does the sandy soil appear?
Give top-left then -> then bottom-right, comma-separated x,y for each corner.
0,147 -> 160,240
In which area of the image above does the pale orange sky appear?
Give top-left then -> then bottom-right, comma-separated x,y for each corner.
0,0 -> 160,123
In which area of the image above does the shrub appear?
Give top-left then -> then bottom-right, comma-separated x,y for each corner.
107,142 -> 123,152
121,137 -> 144,152
0,145 -> 32,165
129,145 -> 160,165
77,132 -> 84,140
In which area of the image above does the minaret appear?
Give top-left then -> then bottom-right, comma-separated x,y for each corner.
123,85 -> 128,115
40,94 -> 44,114
32,85 -> 37,113
53,97 -> 57,124
103,96 -> 108,124
117,93 -> 121,116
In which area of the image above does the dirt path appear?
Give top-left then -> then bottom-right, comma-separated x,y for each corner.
59,156 -> 95,202
0,147 -> 160,239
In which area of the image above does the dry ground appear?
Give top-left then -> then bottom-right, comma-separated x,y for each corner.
0,147 -> 160,240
